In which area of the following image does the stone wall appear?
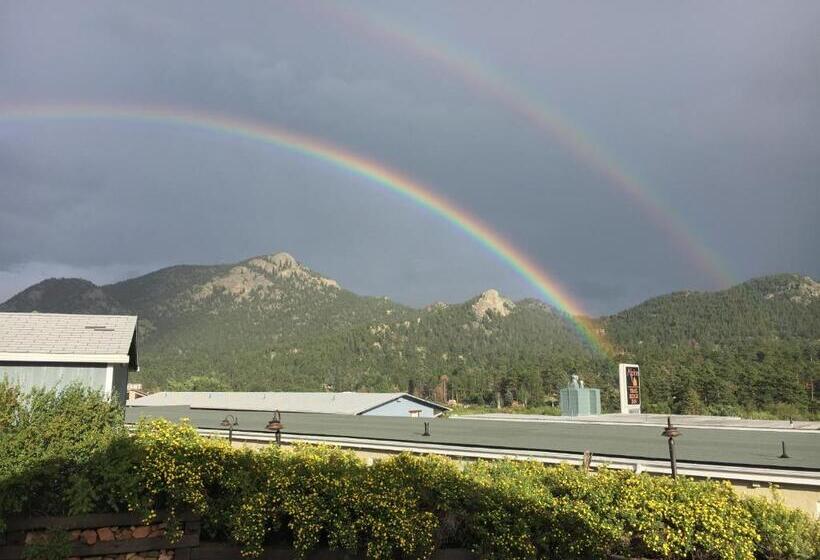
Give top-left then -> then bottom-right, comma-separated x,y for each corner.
0,512 -> 198,560
25,522 -> 173,560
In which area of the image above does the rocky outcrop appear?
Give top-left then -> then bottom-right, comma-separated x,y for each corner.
762,274 -> 820,304
194,265 -> 274,301
247,253 -> 340,289
471,289 -> 514,319
193,252 -> 340,302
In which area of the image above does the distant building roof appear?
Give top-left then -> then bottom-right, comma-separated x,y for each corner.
128,391 -> 449,415
0,312 -> 138,367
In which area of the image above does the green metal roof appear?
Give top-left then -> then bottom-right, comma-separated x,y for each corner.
125,405 -> 820,471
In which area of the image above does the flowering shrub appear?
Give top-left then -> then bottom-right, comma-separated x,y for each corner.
1,406 -> 818,559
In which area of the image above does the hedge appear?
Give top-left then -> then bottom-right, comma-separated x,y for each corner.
1,385 -> 819,559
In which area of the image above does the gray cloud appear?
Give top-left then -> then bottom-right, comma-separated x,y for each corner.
1,1 -> 818,314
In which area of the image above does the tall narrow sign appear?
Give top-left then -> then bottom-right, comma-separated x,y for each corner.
619,363 -> 641,414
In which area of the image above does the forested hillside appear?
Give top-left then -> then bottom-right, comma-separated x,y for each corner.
604,274 -> 819,417
2,253 -> 817,418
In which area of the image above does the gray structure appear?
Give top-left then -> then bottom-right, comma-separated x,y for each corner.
0,312 -> 138,405
128,391 -> 449,417
559,375 -> 601,416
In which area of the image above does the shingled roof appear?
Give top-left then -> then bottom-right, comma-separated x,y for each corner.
0,312 -> 138,367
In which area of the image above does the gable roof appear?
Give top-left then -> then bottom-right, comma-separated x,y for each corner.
128,391 -> 448,415
0,312 -> 138,367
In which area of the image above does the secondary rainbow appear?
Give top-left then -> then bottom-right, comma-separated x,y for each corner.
0,103 -> 611,354
312,2 -> 734,288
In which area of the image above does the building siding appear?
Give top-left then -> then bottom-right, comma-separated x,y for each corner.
0,362 -> 109,395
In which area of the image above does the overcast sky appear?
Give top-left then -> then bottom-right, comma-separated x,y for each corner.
1,1 -> 818,315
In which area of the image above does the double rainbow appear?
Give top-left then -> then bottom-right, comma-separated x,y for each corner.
1,103 -> 610,354
312,2 -> 734,289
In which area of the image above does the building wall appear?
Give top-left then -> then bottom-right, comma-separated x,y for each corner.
363,397 -> 441,417
0,361 -> 130,406
732,480 -> 820,519
112,364 -> 130,405
560,387 -> 601,416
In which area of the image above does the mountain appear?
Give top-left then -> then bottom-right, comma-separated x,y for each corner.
2,254 -> 818,417
0,278 -> 125,314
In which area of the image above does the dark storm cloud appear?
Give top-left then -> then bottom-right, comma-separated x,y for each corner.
1,1 -> 818,314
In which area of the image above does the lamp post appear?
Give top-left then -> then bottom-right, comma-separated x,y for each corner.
662,416 -> 681,479
220,414 -> 239,445
266,410 -> 283,446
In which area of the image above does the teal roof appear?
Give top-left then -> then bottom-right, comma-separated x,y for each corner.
125,405 -> 820,471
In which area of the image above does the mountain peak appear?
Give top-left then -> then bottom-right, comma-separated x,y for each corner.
471,289 -> 514,319
267,252 -> 298,269
244,251 -> 299,272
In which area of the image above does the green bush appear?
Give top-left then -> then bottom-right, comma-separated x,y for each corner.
1,388 -> 818,560
0,382 -> 127,527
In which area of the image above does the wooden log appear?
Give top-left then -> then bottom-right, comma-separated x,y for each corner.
195,542 -> 479,560
69,532 -> 199,557
5,510 -> 197,532
0,547 -> 23,560
0,528 -> 199,559
197,542 -> 351,560
0,545 -> 484,560
0,532 -> 24,547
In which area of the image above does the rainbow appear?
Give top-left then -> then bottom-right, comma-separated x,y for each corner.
310,2 -> 734,288
0,103 -> 611,354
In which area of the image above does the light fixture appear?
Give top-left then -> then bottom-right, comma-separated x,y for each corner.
266,410 -> 283,445
220,414 -> 239,444
661,416 -> 681,479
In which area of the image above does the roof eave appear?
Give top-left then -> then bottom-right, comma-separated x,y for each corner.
0,352 -> 131,365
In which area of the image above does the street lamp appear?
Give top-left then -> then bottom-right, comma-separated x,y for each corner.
266,410 -> 283,446
662,416 -> 681,479
220,414 -> 239,445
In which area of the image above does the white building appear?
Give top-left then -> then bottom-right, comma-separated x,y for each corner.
0,312 -> 138,405
129,391 -> 449,417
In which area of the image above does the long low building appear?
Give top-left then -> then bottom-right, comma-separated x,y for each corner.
128,391 -> 449,417
126,405 -> 820,517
